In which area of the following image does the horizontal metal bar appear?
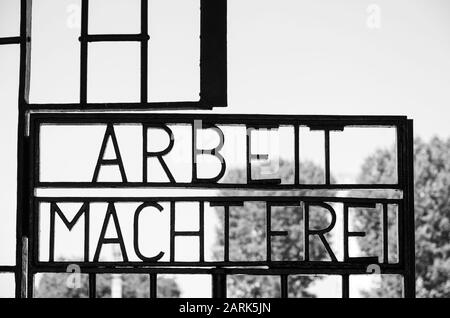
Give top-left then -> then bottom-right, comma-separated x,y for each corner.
30,112 -> 408,126
309,124 -> 345,131
30,262 -> 405,275
0,36 -> 22,45
34,195 -> 403,204
80,34 -> 150,42
0,266 -> 16,273
174,231 -> 201,236
36,182 -> 402,190
28,102 -> 215,111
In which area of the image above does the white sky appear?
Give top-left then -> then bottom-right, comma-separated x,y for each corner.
1,0 -> 449,297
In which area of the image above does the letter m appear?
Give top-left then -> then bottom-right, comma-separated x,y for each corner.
49,202 -> 90,262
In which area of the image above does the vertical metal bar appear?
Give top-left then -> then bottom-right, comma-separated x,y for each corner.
169,201 -> 175,262
199,201 -> 205,262
18,0 -> 32,103
80,0 -> 89,104
324,130 -> 330,184
16,0 -> 32,299
192,121 -> 198,183
382,203 -> 389,264
84,203 -> 90,262
343,204 -> 349,262
32,195 -> 39,272
34,116 -> 40,188
266,204 -> 271,262
49,206 -> 55,262
200,0 -> 227,107
142,124 -> 148,182
294,125 -> 299,185
149,273 -> 157,298
212,272 -> 227,298
30,119 -> 39,272
342,274 -> 349,298
403,120 -> 415,298
303,202 -> 309,261
224,206 -> 230,262
140,0 -> 148,103
280,275 -> 288,298
246,126 -> 251,182
26,135 -> 34,299
89,273 -> 96,298
22,237 -> 28,298
396,124 -> 404,187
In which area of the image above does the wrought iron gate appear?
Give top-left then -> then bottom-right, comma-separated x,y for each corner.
0,0 -> 415,298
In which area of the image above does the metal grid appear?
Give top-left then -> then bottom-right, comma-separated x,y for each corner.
1,0 -> 227,111
26,113 -> 415,298
74,0 -> 227,110
0,0 -> 415,298
30,197 -> 405,298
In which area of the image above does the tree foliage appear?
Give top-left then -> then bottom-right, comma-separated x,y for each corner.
355,137 -> 450,298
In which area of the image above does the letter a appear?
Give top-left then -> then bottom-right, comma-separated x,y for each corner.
94,203 -> 128,262
92,124 -> 128,182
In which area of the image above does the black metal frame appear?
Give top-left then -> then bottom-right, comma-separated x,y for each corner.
75,0 -> 227,110
0,0 -> 32,299
3,0 -> 228,111
24,113 -> 416,298
0,0 -> 415,299
30,196 -> 404,299
31,113 -> 409,191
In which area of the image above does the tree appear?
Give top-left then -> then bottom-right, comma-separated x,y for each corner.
351,147 -> 402,298
214,160 -> 335,298
355,137 -> 450,298
35,272 -> 180,298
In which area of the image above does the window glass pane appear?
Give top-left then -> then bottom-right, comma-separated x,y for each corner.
30,0 -> 80,103
148,0 -> 200,102
89,0 -> 140,34
0,0 -> 20,37
0,274 -> 15,298
88,43 -> 140,103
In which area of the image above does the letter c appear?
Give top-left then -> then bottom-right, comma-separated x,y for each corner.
133,202 -> 165,262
